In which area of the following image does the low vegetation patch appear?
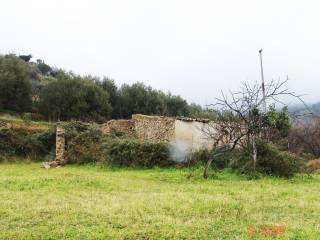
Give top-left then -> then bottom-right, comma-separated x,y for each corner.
0,127 -> 55,160
102,138 -> 171,167
306,159 -> 320,173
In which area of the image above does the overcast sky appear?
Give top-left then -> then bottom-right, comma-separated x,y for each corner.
1,0 -> 319,105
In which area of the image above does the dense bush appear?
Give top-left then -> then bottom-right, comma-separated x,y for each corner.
62,121 -> 93,142
191,148 -> 230,169
101,138 -> 172,167
288,119 -> 320,157
198,141 -> 302,177
65,124 -> 103,164
0,127 -> 55,158
255,140 -> 301,177
63,122 -> 172,167
61,120 -> 171,166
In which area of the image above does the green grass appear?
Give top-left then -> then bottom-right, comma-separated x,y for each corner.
0,163 -> 319,239
0,115 -> 52,130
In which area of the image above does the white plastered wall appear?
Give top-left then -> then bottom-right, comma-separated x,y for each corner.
173,120 -> 216,151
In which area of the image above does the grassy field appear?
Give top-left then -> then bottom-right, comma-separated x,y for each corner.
0,163 -> 319,239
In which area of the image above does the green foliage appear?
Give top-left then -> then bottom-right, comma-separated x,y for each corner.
98,78 -> 119,118
0,127 -> 55,158
39,74 -> 112,122
0,54 -> 32,112
36,59 -> 52,75
65,123 -> 103,164
0,53 -> 212,121
187,103 -> 217,120
36,129 -> 56,153
191,148 -> 230,169
62,121 -> 93,141
256,140 -> 300,177
21,112 -> 32,122
213,140 -> 301,177
113,82 -> 197,118
164,94 -> 189,117
190,149 -> 211,165
62,122 -> 172,167
101,138 -> 171,167
264,105 -> 291,137
116,82 -> 166,118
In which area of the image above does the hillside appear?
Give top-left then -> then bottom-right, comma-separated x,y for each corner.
0,54 -> 216,122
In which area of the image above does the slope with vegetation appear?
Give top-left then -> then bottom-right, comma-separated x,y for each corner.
0,53 -> 215,122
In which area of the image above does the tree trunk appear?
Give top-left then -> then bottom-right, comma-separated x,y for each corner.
203,158 -> 214,179
252,134 -> 257,171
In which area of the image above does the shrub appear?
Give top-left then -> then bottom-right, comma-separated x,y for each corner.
306,159 -> 320,173
101,138 -> 171,167
226,141 -> 301,177
191,148 -> 231,169
37,128 -> 56,154
190,149 -> 211,165
288,119 -> 320,157
0,127 -> 55,158
22,112 -> 32,122
65,125 -> 103,164
255,140 -> 301,177
60,121 -> 172,167
227,150 -> 252,172
62,121 -> 92,141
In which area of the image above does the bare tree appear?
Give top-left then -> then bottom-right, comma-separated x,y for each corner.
202,79 -> 306,178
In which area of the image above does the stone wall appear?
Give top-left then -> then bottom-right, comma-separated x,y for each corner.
101,119 -> 135,137
55,124 -> 65,165
132,114 -> 175,142
100,115 -> 218,150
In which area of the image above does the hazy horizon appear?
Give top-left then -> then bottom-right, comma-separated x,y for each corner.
1,0 -> 320,105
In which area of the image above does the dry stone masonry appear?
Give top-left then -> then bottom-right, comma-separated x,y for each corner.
101,114 -> 216,151
132,114 -> 175,142
55,125 -> 65,165
43,123 -> 65,169
101,119 -> 135,137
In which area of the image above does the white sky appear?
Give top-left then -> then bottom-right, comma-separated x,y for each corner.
1,0 -> 319,105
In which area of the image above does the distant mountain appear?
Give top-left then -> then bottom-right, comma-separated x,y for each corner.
311,102 -> 320,115
288,102 -> 320,121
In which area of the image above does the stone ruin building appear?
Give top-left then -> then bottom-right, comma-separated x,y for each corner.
101,114 -> 216,151
47,114 -> 217,167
